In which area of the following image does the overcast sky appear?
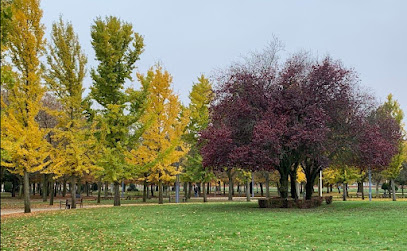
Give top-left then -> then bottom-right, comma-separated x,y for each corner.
41,0 -> 407,126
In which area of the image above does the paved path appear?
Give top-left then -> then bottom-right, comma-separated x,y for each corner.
1,196 -> 258,217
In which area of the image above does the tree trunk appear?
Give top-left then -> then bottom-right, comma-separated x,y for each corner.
71,176 -> 77,209
227,169 -> 233,201
50,180 -> 55,205
188,182 -> 192,199
342,183 -> 347,201
143,178 -> 147,202
305,181 -> 314,200
246,179 -> 250,202
361,183 -> 365,200
279,172 -> 289,199
223,182 -> 226,195
42,174 -> 48,202
203,182 -> 207,202
357,182 -> 363,193
330,184 -> 333,192
23,170 -> 31,213
62,179 -> 66,197
32,182 -> 35,195
207,182 -> 210,195
104,181 -> 108,198
97,179 -> 101,203
391,178 -> 396,201
11,180 -> 16,197
113,182 -> 120,206
86,181 -> 89,197
265,172 -> 270,198
151,184 -> 155,197
326,185 -> 329,193
183,182 -> 188,201
260,183 -> 263,197
290,172 -> 298,200
158,179 -> 163,204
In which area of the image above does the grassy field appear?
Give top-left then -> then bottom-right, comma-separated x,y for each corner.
1,201 -> 406,250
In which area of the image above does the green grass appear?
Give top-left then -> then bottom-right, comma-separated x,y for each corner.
1,201 -> 407,250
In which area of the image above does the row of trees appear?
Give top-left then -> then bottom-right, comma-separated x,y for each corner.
200,44 -> 406,202
1,0 -> 405,214
0,0 -> 213,212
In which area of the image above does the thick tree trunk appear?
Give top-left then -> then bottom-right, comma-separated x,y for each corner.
223,182 -> 226,195
71,176 -> 77,209
97,179 -> 101,203
62,179 -> 66,197
143,178 -> 147,202
42,174 -> 48,202
113,181 -> 120,206
158,180 -> 163,204
305,181 -> 314,200
23,170 -> 31,213
50,180 -> 55,206
32,182 -> 35,195
265,172 -> 270,198
246,179 -> 250,202
391,178 -> 396,201
203,182 -> 207,202
361,183 -> 365,200
207,182 -> 210,195
113,182 -> 120,206
260,183 -> 263,197
342,183 -> 347,201
279,172 -> 289,199
227,169 -> 233,201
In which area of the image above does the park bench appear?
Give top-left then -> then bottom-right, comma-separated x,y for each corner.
356,192 -> 362,198
60,198 -> 83,209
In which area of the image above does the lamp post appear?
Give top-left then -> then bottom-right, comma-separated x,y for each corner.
175,162 -> 180,203
368,167 -> 372,201
251,172 -> 254,198
319,170 -> 323,197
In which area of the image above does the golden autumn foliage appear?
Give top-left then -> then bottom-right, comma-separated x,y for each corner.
127,66 -> 189,203
1,0 -> 48,213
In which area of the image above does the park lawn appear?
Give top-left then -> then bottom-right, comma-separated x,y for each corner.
1,201 -> 407,250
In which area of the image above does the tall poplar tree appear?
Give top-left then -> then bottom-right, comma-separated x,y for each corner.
380,94 -> 406,201
183,75 -> 214,202
90,16 -> 146,206
45,17 -> 99,208
0,0 -> 49,213
128,66 -> 189,204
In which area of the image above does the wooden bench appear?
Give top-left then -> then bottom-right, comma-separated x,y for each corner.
60,198 -> 83,209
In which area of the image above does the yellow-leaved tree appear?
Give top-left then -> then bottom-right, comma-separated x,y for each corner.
44,16 -> 100,208
0,0 -> 50,213
127,65 -> 189,204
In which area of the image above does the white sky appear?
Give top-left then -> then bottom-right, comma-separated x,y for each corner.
41,0 -> 407,126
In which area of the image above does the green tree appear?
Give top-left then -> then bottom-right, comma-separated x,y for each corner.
90,16 -> 146,206
379,94 -> 406,201
183,75 -> 214,202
